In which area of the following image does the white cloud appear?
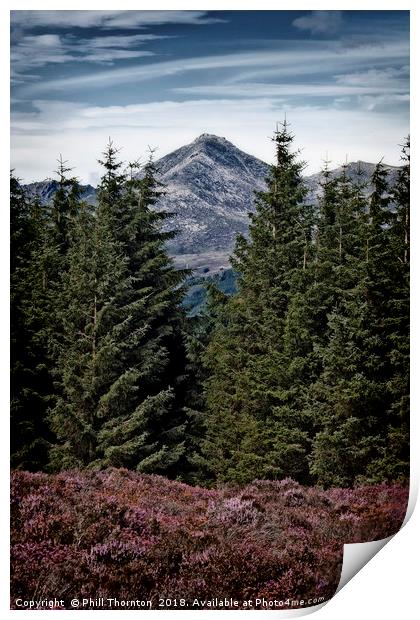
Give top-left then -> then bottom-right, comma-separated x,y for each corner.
10,98 -> 409,184
18,41 -> 409,95
29,34 -> 61,47
293,11 -> 343,35
173,82 -> 407,98
226,50 -> 408,85
11,10 -> 225,30
335,66 -> 409,87
83,34 -> 169,49
11,32 -> 165,75
357,93 -> 410,111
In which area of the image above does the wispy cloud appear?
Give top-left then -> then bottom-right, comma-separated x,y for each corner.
81,34 -> 169,49
334,66 -> 409,87
357,93 -> 410,111
172,81 -> 408,99
9,10 -> 409,185
10,10 -> 225,80
11,10 -> 225,30
11,32 -> 175,78
175,62 -> 409,100
18,41 -> 409,95
293,11 -> 343,35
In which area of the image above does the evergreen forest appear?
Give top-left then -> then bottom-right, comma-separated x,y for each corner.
11,125 -> 410,489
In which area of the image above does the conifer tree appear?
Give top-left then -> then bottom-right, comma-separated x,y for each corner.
310,151 -> 409,486
11,159 -> 81,470
49,144 -> 189,475
183,283 -> 230,484
96,152 -> 189,474
10,174 -> 52,469
202,123 -> 316,483
308,161 -> 383,486
366,139 -> 410,481
49,156 -> 81,253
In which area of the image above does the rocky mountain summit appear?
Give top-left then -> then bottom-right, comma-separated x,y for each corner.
152,133 -> 269,272
24,134 -> 399,274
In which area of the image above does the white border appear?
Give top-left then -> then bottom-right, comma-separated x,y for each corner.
2,2 -> 418,618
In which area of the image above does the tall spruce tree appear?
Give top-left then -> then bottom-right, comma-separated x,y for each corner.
310,151 -> 409,486
183,283 -> 230,485
11,159 -> 81,470
366,139 -> 409,481
49,144 -> 189,475
308,161 -> 384,486
202,123 -> 316,484
96,152 -> 189,474
10,174 -> 52,469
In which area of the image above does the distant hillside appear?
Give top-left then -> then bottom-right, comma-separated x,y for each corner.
183,268 -> 237,316
25,179 -> 97,205
304,160 -> 400,204
24,136 -> 400,277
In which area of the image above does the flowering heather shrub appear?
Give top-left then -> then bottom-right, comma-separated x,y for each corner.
10,470 -> 408,610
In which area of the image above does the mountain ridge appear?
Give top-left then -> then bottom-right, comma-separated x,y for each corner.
23,134 -> 400,274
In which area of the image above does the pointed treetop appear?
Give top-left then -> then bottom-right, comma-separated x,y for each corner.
55,154 -> 73,183
98,139 -> 124,172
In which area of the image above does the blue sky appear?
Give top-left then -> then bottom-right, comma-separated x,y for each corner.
10,10 -> 409,184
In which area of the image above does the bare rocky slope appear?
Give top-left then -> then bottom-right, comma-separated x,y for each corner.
24,134 -> 399,274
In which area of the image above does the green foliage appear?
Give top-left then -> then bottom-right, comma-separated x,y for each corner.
202,123 -> 316,484
202,130 -> 409,488
11,171 -> 49,469
11,132 -> 409,489
309,143 -> 409,486
48,144 -> 189,476
10,161 -> 80,471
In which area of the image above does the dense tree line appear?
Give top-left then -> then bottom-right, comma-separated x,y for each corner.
11,144 -> 190,476
202,125 -> 409,486
10,128 -> 409,487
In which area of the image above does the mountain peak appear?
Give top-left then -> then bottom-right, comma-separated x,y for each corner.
23,136 -> 399,277
194,133 -> 229,144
